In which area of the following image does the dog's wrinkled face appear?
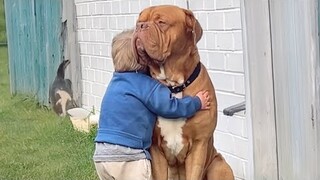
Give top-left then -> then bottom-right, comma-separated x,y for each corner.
133,5 -> 202,66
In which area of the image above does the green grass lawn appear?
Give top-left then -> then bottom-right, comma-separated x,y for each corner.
0,0 -> 98,179
0,0 -> 6,43
0,47 -> 98,179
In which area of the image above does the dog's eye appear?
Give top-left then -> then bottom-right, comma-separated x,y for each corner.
158,20 -> 166,25
156,20 -> 169,32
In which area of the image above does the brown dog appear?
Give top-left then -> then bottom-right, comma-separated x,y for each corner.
134,5 -> 234,180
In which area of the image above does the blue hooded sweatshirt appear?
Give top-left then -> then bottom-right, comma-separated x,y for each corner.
95,72 -> 201,159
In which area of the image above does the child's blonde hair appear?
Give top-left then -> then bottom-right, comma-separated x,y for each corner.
111,30 -> 146,72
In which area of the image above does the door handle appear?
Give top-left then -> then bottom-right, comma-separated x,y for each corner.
223,101 -> 246,116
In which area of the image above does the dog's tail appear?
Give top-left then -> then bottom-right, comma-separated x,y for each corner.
56,60 -> 70,79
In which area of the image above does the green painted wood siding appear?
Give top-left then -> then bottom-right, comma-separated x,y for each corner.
4,0 -> 62,105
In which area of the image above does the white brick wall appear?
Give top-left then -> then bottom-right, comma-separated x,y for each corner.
74,0 -> 248,179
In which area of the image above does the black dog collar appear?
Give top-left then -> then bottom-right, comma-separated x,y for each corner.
168,62 -> 201,94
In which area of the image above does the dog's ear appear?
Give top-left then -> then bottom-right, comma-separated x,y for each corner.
183,9 -> 203,44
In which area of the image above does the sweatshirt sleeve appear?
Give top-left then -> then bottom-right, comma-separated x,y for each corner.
145,83 -> 201,119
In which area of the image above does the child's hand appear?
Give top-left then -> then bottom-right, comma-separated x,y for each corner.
196,90 -> 211,110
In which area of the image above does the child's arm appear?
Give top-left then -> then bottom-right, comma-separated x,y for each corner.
145,84 -> 210,119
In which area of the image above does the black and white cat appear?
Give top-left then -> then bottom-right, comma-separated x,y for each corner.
49,60 -> 77,116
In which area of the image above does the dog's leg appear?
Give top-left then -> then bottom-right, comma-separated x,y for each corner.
150,145 -> 168,180
184,140 -> 208,180
178,163 -> 186,180
168,166 -> 179,180
205,150 -> 234,180
162,149 -> 178,180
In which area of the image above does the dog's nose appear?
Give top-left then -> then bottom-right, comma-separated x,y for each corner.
136,22 -> 149,30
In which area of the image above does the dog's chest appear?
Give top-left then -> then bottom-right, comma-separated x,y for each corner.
157,92 -> 185,156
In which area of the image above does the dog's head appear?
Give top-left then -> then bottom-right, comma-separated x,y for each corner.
133,5 -> 202,67
133,5 -> 203,86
